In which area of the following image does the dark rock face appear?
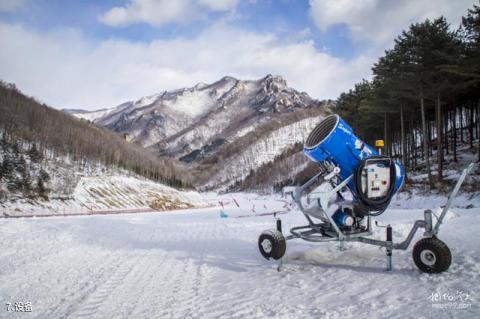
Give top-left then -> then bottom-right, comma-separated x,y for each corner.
179,138 -> 227,163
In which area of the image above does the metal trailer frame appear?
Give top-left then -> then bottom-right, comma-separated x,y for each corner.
278,162 -> 475,271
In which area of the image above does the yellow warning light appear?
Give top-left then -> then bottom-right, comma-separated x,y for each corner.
375,140 -> 385,148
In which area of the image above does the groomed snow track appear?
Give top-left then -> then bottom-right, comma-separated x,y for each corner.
0,194 -> 479,318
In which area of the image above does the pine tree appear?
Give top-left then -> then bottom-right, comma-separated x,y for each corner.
17,155 -> 32,193
1,152 -> 16,182
36,168 -> 50,199
0,133 -> 8,151
27,143 -> 43,163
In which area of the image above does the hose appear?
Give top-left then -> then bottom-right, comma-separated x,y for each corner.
354,156 -> 396,216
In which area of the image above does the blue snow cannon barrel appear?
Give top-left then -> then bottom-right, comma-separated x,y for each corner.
303,114 -> 404,207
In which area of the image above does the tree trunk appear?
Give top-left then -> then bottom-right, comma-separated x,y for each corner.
427,121 -> 433,156
418,124 -> 423,161
436,93 -> 442,182
477,99 -> 480,162
470,103 -> 474,148
460,106 -> 464,143
406,131 -> 410,168
444,107 -> 448,155
421,91 -> 435,189
390,123 -> 393,156
401,104 -> 406,167
410,116 -> 416,169
384,112 -> 388,156
453,106 -> 457,162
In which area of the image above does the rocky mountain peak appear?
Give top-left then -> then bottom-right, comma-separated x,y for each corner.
68,74 -> 324,154
65,74 -> 328,189
219,75 -> 238,82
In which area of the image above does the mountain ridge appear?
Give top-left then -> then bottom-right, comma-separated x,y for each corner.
66,74 -> 331,190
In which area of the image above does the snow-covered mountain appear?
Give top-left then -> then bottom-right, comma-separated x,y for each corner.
68,75 -> 331,189
64,108 -> 114,122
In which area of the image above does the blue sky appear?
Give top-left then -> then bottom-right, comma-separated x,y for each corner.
0,0 -> 355,58
0,0 -> 476,110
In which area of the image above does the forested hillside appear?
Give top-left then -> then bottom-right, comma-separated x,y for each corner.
191,106 -> 328,189
335,4 -> 480,189
0,82 -> 191,192
232,143 -> 318,193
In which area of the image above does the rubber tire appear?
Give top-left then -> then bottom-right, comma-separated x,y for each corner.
258,230 -> 286,260
412,237 -> 452,273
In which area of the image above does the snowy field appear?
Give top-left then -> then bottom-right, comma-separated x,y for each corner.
0,193 -> 479,319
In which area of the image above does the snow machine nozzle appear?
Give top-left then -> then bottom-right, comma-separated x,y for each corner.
304,114 -> 404,213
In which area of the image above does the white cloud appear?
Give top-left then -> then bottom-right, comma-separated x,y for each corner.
198,0 -> 237,11
0,0 -> 25,12
99,0 -> 238,27
309,0 -> 476,46
0,22 -> 374,110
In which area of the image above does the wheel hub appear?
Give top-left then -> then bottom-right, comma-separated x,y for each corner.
261,239 -> 272,253
420,249 -> 436,266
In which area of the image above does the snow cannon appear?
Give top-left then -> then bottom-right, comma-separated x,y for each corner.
258,113 -> 476,274
304,114 -> 404,214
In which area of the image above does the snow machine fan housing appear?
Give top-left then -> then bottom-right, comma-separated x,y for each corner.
304,114 -> 404,214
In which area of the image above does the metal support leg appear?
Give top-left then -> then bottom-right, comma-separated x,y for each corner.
276,217 -> 283,272
386,225 -> 393,271
433,163 -> 475,235
423,210 -> 433,236
277,258 -> 283,272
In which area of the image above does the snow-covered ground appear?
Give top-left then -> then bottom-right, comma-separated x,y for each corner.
0,191 -> 478,318
2,175 -> 204,217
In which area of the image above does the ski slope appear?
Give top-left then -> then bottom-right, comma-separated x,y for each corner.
0,193 -> 478,318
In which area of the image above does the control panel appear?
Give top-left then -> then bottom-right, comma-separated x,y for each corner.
363,163 -> 391,198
